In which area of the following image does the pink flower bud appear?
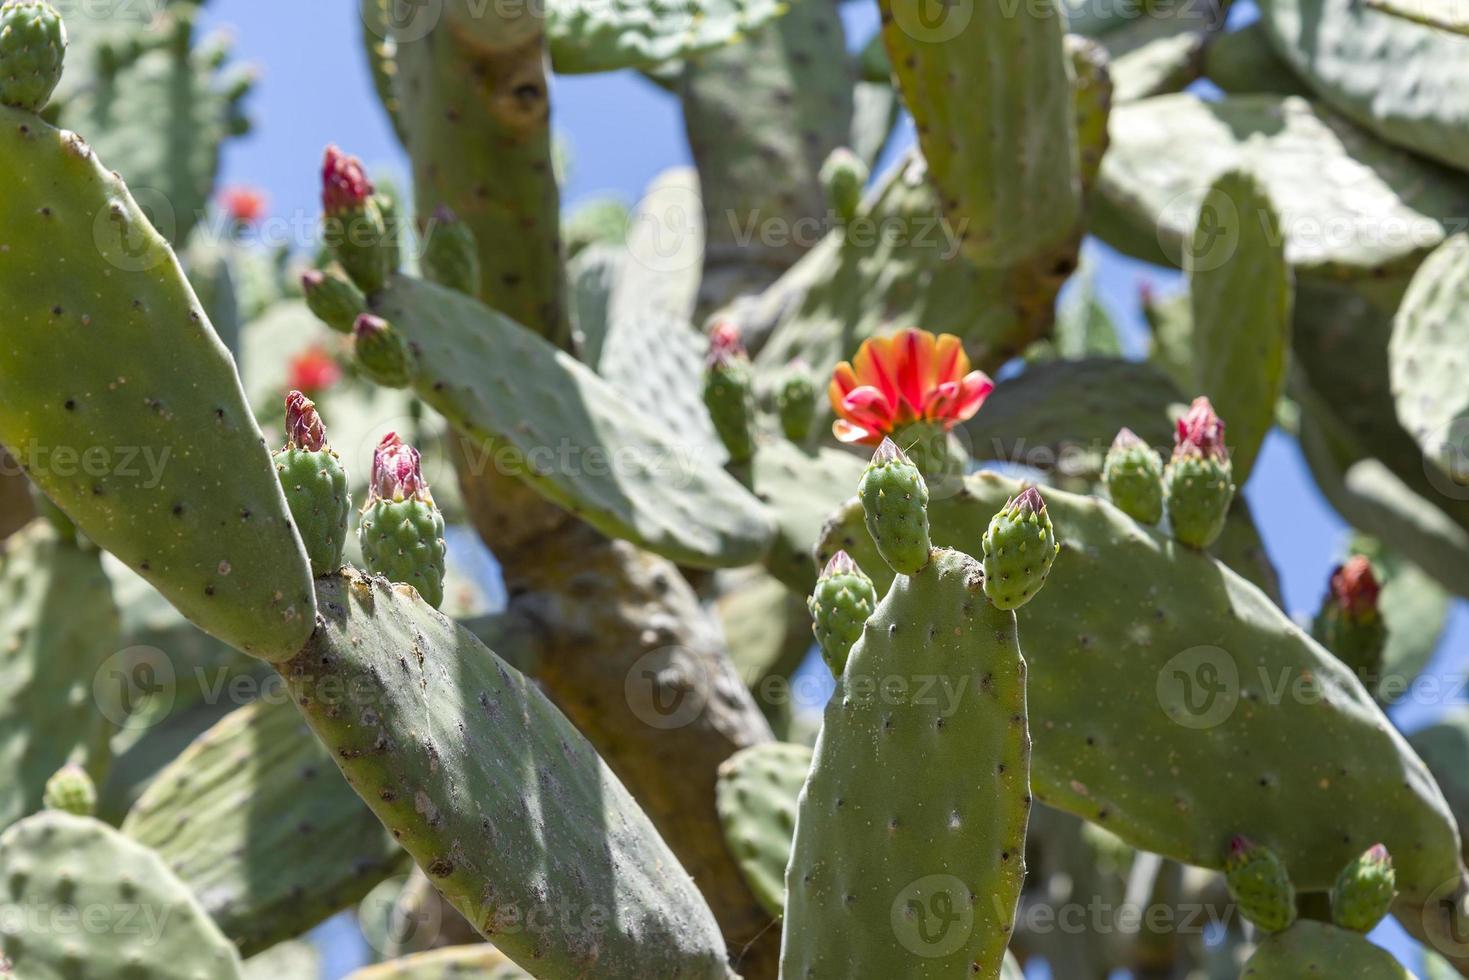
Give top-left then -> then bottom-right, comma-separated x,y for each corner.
822,550 -> 858,578
707,321 -> 747,368
321,145 -> 374,215
1173,396 -> 1229,462
370,432 -> 428,503
284,391 -> 326,452
1329,556 -> 1381,619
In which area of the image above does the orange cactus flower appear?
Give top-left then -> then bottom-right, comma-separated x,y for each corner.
219,185 -> 267,225
828,328 -> 994,445
288,346 -> 341,395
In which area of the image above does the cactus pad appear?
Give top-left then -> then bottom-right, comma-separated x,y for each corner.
280,568 -> 731,979
547,0 -> 784,73
0,109 -> 315,659
346,945 -> 531,978
1186,169 -> 1293,485
1256,0 -> 1469,171
1094,94 -> 1469,279
121,697 -> 403,957
879,0 -> 1079,266
782,548 -> 1030,978
714,741 -> 812,918
0,810 -> 245,978
372,274 -> 773,568
1241,920 -> 1413,978
1389,233 -> 1469,488
816,472 -> 1466,907
0,521 -> 118,830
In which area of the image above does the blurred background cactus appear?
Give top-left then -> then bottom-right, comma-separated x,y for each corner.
0,0 -> 1467,977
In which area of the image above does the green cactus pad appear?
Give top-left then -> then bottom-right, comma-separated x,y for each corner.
613,168 -> 703,326
392,6 -> 563,341
598,309 -> 727,466
1409,711 -> 1469,867
41,763 -> 95,816
242,941 -> 320,980
1390,234 -> 1469,488
1364,544 -> 1450,696
751,150 -> 1049,385
1256,0 -> 1469,171
546,0 -> 784,73
1094,94 -> 1469,279
280,568 -> 731,979
274,447 -> 350,577
815,472 -> 1466,907
0,109 -> 316,660
859,440 -> 932,576
782,548 -> 1030,978
1226,838 -> 1297,933
680,0 -> 852,310
965,359 -> 1182,475
808,551 -> 878,675
346,945 -> 531,979
1186,169 -> 1293,485
0,810 -> 245,979
1294,381 -> 1469,600
121,697 -> 403,957
747,439 -> 868,592
714,741 -> 812,918
372,274 -> 774,569
360,497 -> 447,610
567,243 -> 623,368
0,521 -> 118,830
1203,23 -> 1312,97
1103,434 -> 1165,526
879,0 -> 1079,267
1164,453 -> 1235,550
1241,920 -> 1413,978
1332,845 -> 1397,933
1365,0 -> 1469,33
562,197 -> 629,260
981,489 -> 1060,611
0,0 -> 65,112
1104,11 -> 1210,103
59,9 -> 254,245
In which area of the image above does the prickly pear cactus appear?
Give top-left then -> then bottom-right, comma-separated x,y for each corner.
0,105 -> 315,660
782,546 -> 1031,979
714,741 -> 812,918
980,486 -> 1060,610
0,810 -> 246,978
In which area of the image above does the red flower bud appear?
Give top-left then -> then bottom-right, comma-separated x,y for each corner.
321,145 -> 374,215
284,390 -> 326,452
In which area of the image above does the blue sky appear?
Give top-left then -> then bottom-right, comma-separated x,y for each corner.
197,1 -> 1465,974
